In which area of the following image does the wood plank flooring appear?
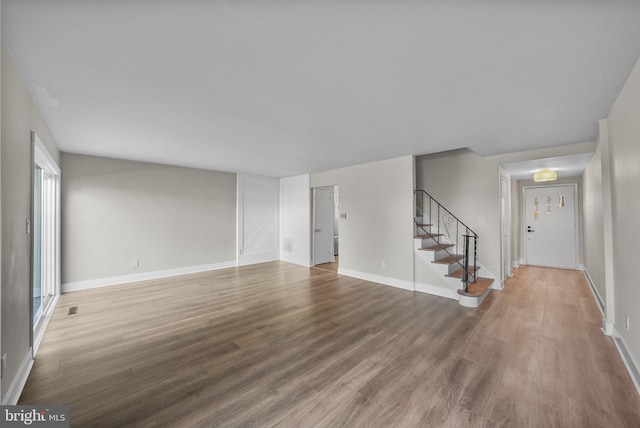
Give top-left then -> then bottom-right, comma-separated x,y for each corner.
311,256 -> 338,273
19,263 -> 640,427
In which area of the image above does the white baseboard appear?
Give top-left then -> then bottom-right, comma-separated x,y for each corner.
602,320 -> 615,337
62,261 -> 237,293
33,294 -> 60,356
280,256 -> 311,268
337,268 -> 414,292
582,271 -> 638,396
612,327 -> 640,397
237,252 -> 279,267
2,349 -> 34,405
582,269 -> 605,316
414,282 -> 458,300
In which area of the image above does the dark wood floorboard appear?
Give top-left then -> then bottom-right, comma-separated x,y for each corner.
19,262 -> 640,427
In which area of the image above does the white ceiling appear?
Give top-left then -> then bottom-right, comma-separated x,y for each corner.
3,1 -> 640,177
502,152 -> 595,180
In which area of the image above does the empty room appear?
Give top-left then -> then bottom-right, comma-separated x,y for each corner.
2,1 -> 640,427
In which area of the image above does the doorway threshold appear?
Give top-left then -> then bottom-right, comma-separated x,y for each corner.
311,257 -> 339,273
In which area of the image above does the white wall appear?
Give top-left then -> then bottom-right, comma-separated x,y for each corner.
1,41 -> 60,403
280,174 -> 311,267
606,56 -> 640,372
311,156 -> 415,289
61,154 -> 237,288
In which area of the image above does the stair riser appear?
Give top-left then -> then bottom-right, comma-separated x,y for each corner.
433,249 -> 450,260
447,262 -> 464,276
419,237 -> 438,248
415,226 -> 431,236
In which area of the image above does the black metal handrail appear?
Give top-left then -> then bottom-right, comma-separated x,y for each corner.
414,190 -> 478,291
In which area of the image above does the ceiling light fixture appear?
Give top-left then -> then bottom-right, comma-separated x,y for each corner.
533,169 -> 557,182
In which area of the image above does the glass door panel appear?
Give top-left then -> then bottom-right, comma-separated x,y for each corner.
33,166 -> 43,324
32,134 -> 61,354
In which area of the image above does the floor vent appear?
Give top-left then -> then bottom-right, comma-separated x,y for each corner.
68,306 -> 78,315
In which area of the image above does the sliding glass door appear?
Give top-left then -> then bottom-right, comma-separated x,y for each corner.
32,134 -> 60,353
33,166 -> 43,324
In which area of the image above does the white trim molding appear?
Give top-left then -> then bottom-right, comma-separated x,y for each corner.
2,349 -> 34,405
62,261 -> 236,293
33,294 -> 60,355
236,254 -> 279,267
338,268 -> 414,292
414,282 -> 458,300
583,269 -> 605,315
612,328 -> 640,397
602,321 -> 615,337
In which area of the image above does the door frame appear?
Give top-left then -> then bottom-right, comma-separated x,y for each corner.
311,186 -> 335,266
522,183 -> 579,269
31,132 -> 61,355
499,170 -> 511,287
236,174 -> 280,266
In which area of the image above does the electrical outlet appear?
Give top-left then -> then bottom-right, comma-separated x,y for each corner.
625,315 -> 630,331
381,261 -> 386,269
132,259 -> 140,268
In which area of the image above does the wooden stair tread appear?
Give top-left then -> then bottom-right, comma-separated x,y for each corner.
415,223 -> 432,227
433,254 -> 464,264
446,266 -> 480,279
457,277 -> 494,297
420,243 -> 454,252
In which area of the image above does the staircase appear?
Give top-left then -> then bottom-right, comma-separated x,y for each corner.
414,190 -> 494,307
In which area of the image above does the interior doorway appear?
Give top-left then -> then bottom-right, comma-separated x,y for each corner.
523,184 -> 578,269
312,185 -> 339,271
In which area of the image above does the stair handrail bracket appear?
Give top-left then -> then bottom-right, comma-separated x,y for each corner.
414,190 -> 479,286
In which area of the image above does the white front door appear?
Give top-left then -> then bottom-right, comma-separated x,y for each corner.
524,185 -> 577,269
313,188 -> 334,265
